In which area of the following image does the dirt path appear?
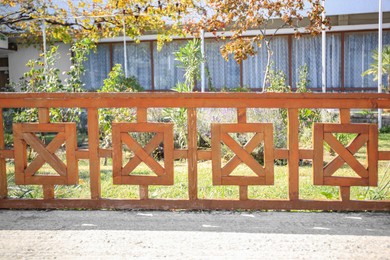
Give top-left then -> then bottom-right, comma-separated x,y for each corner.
0,210 -> 389,259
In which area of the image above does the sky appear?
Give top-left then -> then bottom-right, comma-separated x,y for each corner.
325,0 -> 390,16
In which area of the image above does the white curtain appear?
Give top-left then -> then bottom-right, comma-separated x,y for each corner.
292,35 -> 322,89
243,36 -> 289,89
326,34 -> 341,89
82,44 -> 110,90
113,42 -> 152,90
205,39 -> 240,89
153,41 -> 186,90
344,31 -> 390,89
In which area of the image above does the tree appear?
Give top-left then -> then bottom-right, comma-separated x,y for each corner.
1,0 -> 195,46
190,0 -> 330,92
362,45 -> 390,93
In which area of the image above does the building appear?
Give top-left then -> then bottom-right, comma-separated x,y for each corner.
1,0 -> 390,92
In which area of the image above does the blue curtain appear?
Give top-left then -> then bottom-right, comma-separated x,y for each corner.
113,42 -> 152,90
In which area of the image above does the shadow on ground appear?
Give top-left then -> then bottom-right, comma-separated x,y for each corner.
0,210 -> 389,236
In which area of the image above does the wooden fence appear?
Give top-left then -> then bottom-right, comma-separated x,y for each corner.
0,92 -> 389,211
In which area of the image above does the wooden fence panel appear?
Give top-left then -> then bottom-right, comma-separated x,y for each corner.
0,92 -> 389,211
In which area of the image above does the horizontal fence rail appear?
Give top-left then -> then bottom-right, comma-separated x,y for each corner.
0,92 -> 389,211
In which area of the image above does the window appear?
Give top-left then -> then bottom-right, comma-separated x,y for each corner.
153,41 -> 186,90
113,42 -> 152,90
243,36 -> 289,89
82,44 -> 110,90
344,31 -> 390,89
205,39 -> 240,89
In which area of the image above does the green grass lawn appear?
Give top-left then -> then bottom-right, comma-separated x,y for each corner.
4,134 -> 390,201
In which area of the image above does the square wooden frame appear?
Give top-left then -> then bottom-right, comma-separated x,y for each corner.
313,123 -> 378,187
13,123 -> 78,185
112,122 -> 174,185
211,123 -> 274,186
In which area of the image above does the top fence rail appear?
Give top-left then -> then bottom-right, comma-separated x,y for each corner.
1,92 -> 390,109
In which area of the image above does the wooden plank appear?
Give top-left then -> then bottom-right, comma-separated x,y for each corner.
21,123 -> 65,133
187,108 -> 198,200
274,149 -> 288,159
339,109 -> 350,124
324,124 -> 368,134
0,198 -> 389,211
22,133 -> 67,177
88,108 -> 101,199
25,132 -> 66,177
197,150 -> 211,161
174,149 -> 188,159
221,133 -> 264,176
137,108 -> 148,123
263,124 -> 274,185
323,176 -> 368,186
38,108 -> 50,123
211,123 -> 222,185
139,185 -> 149,200
237,108 -> 246,123
38,108 -> 55,200
324,133 -> 368,178
368,124 -> 378,186
299,149 -> 313,159
112,124 -> 122,181
323,133 -> 368,177
25,176 -> 67,185
65,124 -> 78,184
339,186 -> 350,201
0,108 -> 7,198
162,123 -> 174,185
13,124 -> 26,185
378,151 -> 390,160
99,148 -> 112,158
239,186 -> 248,200
75,149 -> 89,159
288,109 -> 299,200
119,122 -> 165,133
122,133 -> 163,175
2,92 -> 390,109
0,150 -> 14,159
118,175 -> 173,185
221,176 -> 266,185
222,133 -> 263,176
221,123 -> 265,133
121,133 -> 164,176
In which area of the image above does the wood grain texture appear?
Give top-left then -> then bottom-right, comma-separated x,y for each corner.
0,109 -> 7,198
88,108 -> 101,199
288,109 -> 299,200
38,108 -> 54,200
187,108 -> 198,200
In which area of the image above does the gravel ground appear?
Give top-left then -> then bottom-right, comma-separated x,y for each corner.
0,210 -> 389,259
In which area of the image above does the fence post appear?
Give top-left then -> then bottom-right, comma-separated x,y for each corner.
188,108 -> 198,200
38,108 -> 55,199
339,108 -> 351,201
88,108 -> 101,199
288,108 -> 299,200
0,109 -> 7,199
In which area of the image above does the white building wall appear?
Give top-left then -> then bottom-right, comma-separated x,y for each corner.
8,43 -> 71,90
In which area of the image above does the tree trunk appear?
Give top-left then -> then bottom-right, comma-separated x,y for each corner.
262,41 -> 273,92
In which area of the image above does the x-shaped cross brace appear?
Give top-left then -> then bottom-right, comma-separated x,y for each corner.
121,133 -> 164,176
221,132 -> 264,177
323,133 -> 368,178
23,132 -> 67,177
